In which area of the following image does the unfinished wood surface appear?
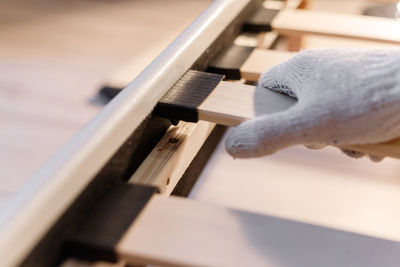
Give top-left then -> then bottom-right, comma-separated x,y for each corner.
190,132 -> 400,243
241,49 -> 294,81
117,195 -> 400,267
198,81 -> 296,126
272,9 -> 400,44
301,35 -> 400,49
0,0 -> 211,206
129,121 -> 215,195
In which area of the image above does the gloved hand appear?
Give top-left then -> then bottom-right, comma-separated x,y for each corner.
225,49 -> 400,160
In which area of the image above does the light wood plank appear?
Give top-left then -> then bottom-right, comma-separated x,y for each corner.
190,133 -> 400,241
272,9 -> 400,44
241,49 -> 294,81
198,81 -> 296,126
129,121 -> 215,195
117,195 -> 400,267
301,35 -> 400,50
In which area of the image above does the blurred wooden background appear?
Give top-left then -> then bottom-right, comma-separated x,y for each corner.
0,0 -> 212,206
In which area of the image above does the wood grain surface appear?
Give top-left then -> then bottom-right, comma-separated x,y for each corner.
241,49 -> 294,81
190,132 -> 400,243
198,81 -> 296,126
0,0 -> 211,204
272,9 -> 400,44
116,195 -> 400,267
129,121 -> 215,195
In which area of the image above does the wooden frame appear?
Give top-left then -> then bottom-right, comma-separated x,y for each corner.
7,1 -> 400,266
0,1 -> 261,266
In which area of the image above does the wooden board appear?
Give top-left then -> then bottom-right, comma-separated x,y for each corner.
301,35 -> 400,50
189,130 -> 400,244
198,81 -> 296,126
128,121 -> 215,195
115,195 -> 400,267
240,49 -> 294,81
272,9 -> 400,44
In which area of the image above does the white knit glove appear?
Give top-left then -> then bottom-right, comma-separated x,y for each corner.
225,49 -> 400,160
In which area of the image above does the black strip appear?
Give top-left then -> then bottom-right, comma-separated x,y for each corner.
207,45 -> 255,80
154,70 -> 224,122
243,8 -> 280,32
63,184 -> 157,262
99,86 -> 122,101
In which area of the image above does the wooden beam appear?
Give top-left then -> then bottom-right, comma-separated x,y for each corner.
300,35 -> 400,50
272,9 -> 400,44
198,81 -> 295,126
128,121 -> 215,195
116,195 -> 400,267
240,49 -> 294,81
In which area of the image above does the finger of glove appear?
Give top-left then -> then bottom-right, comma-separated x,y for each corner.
258,54 -> 308,98
225,106 -> 316,158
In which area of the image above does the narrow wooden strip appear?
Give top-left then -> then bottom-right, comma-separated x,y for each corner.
128,121 -> 215,195
272,9 -> 400,44
116,195 -> 400,267
198,81 -> 296,126
301,35 -> 400,50
240,48 -> 294,81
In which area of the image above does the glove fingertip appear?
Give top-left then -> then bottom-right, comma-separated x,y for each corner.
225,126 -> 250,158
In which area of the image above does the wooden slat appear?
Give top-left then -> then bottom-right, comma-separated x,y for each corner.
240,49 -> 294,81
198,81 -> 296,126
272,9 -> 400,44
190,132 -> 400,241
301,35 -> 400,50
116,195 -> 400,267
128,121 -> 215,194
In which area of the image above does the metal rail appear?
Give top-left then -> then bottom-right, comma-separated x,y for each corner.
0,1 -> 255,266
